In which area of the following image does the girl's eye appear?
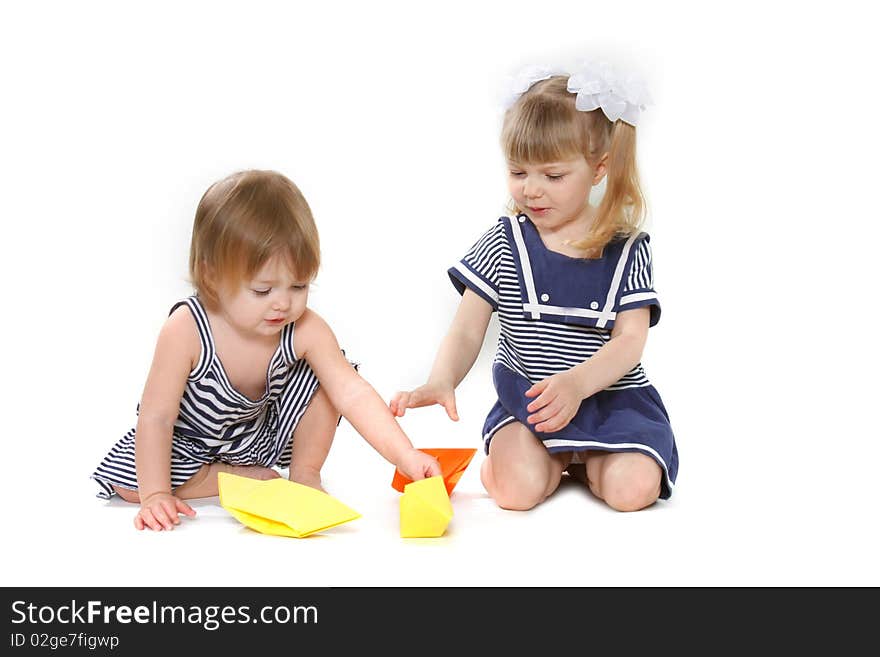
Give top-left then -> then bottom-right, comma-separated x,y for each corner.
547,174 -> 565,181
252,289 -> 271,296
292,285 -> 307,290
509,171 -> 525,177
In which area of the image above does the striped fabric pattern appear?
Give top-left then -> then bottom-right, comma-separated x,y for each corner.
91,296 -> 320,499
454,218 -> 657,391
625,238 -> 653,291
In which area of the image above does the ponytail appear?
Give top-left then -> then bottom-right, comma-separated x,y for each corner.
570,120 -> 646,257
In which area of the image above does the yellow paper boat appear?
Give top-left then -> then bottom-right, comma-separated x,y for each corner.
218,472 -> 360,538
399,476 -> 453,538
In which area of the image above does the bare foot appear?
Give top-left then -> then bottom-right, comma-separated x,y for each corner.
290,468 -> 325,493
228,465 -> 281,481
170,463 -> 281,500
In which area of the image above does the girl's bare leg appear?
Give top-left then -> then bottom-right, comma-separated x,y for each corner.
112,462 -> 279,503
113,388 -> 339,503
287,386 -> 339,492
479,422 -> 568,511
583,450 -> 662,512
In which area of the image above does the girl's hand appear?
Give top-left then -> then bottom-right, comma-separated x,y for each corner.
524,370 -> 585,433
390,383 -> 459,421
395,448 -> 442,481
134,492 -> 196,531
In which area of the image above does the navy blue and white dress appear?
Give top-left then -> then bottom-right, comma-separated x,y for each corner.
448,214 -> 678,499
91,296 -> 324,499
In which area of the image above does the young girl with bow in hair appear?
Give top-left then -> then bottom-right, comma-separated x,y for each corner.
391,63 -> 678,512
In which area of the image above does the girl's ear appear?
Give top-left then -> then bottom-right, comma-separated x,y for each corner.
592,153 -> 609,185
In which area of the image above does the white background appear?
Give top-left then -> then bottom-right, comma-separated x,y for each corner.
1,1 -> 878,587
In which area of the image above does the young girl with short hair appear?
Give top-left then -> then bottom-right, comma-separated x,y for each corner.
93,169 -> 440,530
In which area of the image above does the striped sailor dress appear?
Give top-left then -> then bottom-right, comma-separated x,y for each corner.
91,296 -> 324,499
448,214 -> 679,498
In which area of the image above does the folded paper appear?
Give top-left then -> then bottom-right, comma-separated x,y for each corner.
392,447 -> 477,495
399,476 -> 453,538
218,472 -> 360,538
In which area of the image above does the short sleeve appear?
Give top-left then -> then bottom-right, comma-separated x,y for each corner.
447,220 -> 505,310
617,235 -> 661,326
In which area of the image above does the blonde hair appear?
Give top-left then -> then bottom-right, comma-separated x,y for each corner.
189,170 -> 320,309
501,76 -> 646,257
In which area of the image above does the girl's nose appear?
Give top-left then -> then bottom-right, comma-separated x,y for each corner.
523,177 -> 542,199
273,293 -> 291,311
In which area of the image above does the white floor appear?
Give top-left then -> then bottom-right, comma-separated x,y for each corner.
7,394 -> 880,588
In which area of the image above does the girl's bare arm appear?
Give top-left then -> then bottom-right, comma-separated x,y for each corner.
135,307 -> 199,500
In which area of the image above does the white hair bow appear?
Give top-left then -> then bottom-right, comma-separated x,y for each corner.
499,64 -> 567,110
567,61 -> 652,126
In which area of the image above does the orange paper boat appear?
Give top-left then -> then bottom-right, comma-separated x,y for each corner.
392,447 -> 477,495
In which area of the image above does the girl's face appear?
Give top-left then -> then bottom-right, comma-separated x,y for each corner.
507,155 -> 605,229
216,254 -> 310,339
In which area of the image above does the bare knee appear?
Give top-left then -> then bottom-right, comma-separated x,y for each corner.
113,486 -> 140,504
495,481 -> 546,511
484,458 -> 551,511
600,458 -> 661,512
